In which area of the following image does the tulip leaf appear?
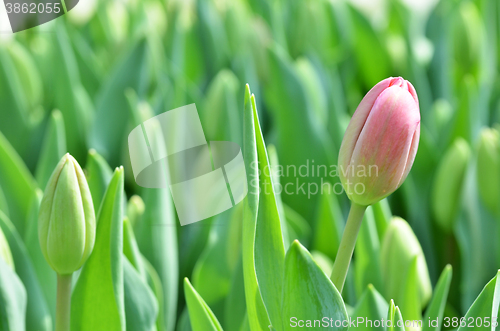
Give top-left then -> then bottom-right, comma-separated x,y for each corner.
35,110 -> 67,190
422,265 -> 453,331
134,187 -> 178,331
0,184 -> 9,218
22,190 -> 57,320
143,257 -> 166,331
387,300 -> 406,331
350,284 -> 389,331
52,24 -> 93,160
0,130 -> 37,236
123,257 -> 158,331
192,205 -> 243,312
281,240 -> 348,331
371,199 -> 392,241
88,39 -> 148,165
252,84 -> 287,328
71,168 -> 125,331
241,84 -> 272,331
85,149 -> 114,213
0,211 -> 52,331
123,218 -> 146,279
400,257 -> 423,326
457,270 -> 500,330
355,207 -> 383,296
312,184 -> 344,261
264,45 -> 335,221
184,278 -> 223,331
0,257 -> 27,331
224,256 -> 247,331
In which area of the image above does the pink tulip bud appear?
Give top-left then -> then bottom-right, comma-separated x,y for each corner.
338,77 -> 420,206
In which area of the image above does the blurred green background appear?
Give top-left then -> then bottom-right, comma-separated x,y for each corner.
1,0 -> 500,329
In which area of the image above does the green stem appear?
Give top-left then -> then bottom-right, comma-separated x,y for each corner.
330,202 -> 367,292
56,274 -> 72,331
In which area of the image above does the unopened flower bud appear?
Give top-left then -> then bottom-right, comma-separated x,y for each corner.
381,217 -> 432,309
38,154 -> 96,275
338,77 -> 421,206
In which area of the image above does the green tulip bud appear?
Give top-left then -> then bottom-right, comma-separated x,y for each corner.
431,138 -> 471,232
38,154 -> 96,275
381,217 -> 432,309
477,128 -> 500,215
0,225 -> 14,270
126,195 -> 145,227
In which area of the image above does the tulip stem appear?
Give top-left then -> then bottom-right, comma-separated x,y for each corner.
330,202 -> 367,292
56,273 -> 72,331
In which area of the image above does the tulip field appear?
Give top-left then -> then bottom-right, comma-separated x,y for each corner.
1,0 -> 500,330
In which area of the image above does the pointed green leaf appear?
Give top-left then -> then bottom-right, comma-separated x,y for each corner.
22,190 -> 56,319
241,84 -> 271,331
85,149 -> 113,213
0,258 -> 26,331
89,39 -> 148,165
0,130 -> 37,236
312,184 -> 344,261
387,300 -> 406,331
351,284 -> 389,331
124,257 -> 158,331
135,187 -> 178,331
71,168 -> 125,331
35,110 -> 67,190
184,278 -> 223,331
282,240 -> 348,331
0,211 -> 52,331
252,86 -> 286,329
423,265 -> 452,331
457,270 -> 500,330
123,218 -> 146,279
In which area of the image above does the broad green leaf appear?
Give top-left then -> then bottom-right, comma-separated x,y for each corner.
192,205 -> 243,312
0,130 -> 37,236
85,149 -> 113,213
22,190 -> 57,320
89,38 -> 148,165
241,84 -> 272,331
387,300 -> 405,331
264,45 -> 335,221
35,110 -> 67,190
0,41 -> 41,164
71,168 -> 125,331
52,23 -> 94,160
371,199 -> 392,241
0,258 -> 26,331
0,211 -> 52,331
184,278 -> 223,331
224,256 -> 247,331
282,240 -> 348,331
123,257 -> 158,331
200,69 -> 241,146
350,284 -> 389,331
423,265 -> 453,331
457,270 -> 500,330
143,257 -> 165,331
348,4 -> 391,87
253,85 -> 287,329
400,258 -> 423,331
312,184 -> 344,261
123,218 -> 146,279
355,207 -> 383,296
283,203 -> 311,246
135,187 -> 178,331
